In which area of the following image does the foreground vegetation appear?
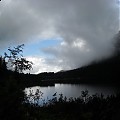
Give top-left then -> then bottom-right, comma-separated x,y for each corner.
24,91 -> 120,120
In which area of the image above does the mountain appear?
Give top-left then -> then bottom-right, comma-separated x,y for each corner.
39,54 -> 120,84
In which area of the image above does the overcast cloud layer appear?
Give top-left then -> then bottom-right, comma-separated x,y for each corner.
0,0 -> 119,73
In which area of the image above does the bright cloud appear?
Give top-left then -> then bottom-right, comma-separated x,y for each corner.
25,56 -> 62,74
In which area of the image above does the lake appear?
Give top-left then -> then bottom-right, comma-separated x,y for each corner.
25,83 -> 119,105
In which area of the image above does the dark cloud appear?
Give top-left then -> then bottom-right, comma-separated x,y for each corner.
0,0 -> 119,72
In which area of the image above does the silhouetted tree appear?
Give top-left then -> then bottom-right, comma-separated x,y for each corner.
0,56 -> 7,72
0,56 -> 2,69
0,45 -> 33,119
4,44 -> 33,73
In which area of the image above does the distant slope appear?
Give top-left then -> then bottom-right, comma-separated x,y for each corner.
60,55 -> 120,83
39,55 -> 120,84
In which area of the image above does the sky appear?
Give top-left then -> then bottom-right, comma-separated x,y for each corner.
0,0 -> 119,74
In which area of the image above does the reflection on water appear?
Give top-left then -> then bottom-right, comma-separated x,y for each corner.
25,83 -> 119,105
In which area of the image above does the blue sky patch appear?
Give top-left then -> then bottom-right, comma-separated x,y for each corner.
23,39 -> 61,57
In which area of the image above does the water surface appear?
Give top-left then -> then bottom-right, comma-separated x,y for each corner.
25,83 -> 119,104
